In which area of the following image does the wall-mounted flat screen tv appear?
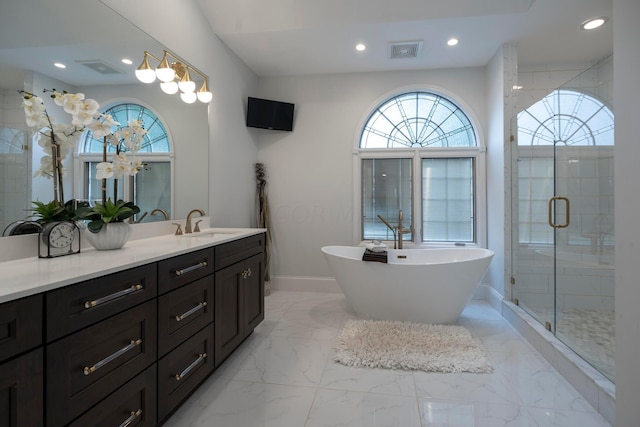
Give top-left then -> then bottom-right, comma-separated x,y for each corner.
246,97 -> 295,131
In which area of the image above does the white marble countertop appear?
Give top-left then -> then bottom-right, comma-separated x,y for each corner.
0,227 -> 265,304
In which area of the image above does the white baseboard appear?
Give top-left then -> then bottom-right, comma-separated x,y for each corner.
272,277 -> 501,302
271,276 -> 341,293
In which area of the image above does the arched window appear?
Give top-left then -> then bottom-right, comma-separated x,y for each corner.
516,89 -> 614,245
358,91 -> 483,244
78,103 -> 172,222
517,89 -> 614,146
361,92 -> 476,148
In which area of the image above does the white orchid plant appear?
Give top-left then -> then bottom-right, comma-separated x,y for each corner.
95,119 -> 147,201
21,89 -> 146,228
21,89 -> 107,206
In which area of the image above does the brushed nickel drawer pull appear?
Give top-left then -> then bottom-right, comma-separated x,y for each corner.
84,284 -> 143,309
83,339 -> 143,376
175,353 -> 207,381
175,261 -> 208,276
119,409 -> 142,427
175,301 -> 208,322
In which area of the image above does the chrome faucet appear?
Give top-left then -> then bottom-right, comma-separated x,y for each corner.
185,209 -> 205,234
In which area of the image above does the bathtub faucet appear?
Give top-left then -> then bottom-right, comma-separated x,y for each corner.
377,210 -> 409,249
396,210 -> 410,250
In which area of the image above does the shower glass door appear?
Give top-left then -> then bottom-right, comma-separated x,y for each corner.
0,126 -> 29,235
511,56 -> 615,382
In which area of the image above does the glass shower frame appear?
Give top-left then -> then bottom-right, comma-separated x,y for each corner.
510,56 -> 615,382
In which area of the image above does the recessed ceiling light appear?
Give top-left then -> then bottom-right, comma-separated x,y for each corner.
54,62 -> 66,69
513,85 -> 523,90
580,17 -> 608,30
355,43 -> 366,52
121,58 -> 133,65
447,38 -> 459,46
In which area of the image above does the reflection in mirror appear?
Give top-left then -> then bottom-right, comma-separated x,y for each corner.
0,0 -> 209,236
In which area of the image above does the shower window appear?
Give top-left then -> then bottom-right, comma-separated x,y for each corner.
358,91 -> 482,244
517,89 -> 615,247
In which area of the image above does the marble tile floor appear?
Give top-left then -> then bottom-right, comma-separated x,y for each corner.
164,291 -> 611,427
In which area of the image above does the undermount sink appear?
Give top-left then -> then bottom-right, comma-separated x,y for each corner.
180,228 -> 243,239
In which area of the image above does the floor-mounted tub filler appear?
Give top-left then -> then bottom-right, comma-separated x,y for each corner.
321,246 -> 494,324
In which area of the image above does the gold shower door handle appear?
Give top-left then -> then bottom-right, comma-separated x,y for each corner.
548,196 -> 570,228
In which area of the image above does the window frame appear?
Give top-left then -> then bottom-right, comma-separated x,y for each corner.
353,88 -> 486,248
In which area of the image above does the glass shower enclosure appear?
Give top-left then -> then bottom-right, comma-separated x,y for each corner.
511,56 -> 615,382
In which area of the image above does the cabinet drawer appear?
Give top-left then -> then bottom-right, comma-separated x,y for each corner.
214,233 -> 265,271
158,323 -> 214,422
159,275 -> 214,357
46,301 -> 157,427
158,248 -> 214,295
68,364 -> 157,427
0,348 -> 43,426
0,294 -> 42,362
46,263 -> 157,342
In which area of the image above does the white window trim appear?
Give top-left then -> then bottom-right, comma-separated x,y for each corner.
353,147 -> 486,248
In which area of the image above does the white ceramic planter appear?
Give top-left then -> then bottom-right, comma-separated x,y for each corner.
85,222 -> 131,251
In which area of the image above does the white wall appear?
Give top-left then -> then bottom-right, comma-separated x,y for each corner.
614,0 -> 640,425
485,45 -> 508,298
103,0 -> 260,227
256,68 -> 486,282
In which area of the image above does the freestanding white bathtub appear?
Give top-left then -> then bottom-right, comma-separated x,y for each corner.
321,246 -> 494,324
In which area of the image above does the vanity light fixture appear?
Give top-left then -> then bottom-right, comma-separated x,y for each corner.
135,50 -> 212,104
178,66 -> 196,93
155,51 -> 175,82
580,16 -> 608,31
160,81 -> 179,95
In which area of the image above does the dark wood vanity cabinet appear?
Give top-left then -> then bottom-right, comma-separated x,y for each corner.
214,235 -> 265,367
157,247 -> 214,295
46,301 -> 157,426
67,364 -> 157,427
156,248 -> 216,423
0,295 -> 43,427
158,324 -> 215,421
1,231 -> 264,426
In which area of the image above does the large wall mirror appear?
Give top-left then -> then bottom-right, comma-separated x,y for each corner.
0,0 -> 209,236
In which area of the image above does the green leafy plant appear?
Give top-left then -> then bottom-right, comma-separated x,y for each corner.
74,199 -> 140,233
29,199 -> 77,223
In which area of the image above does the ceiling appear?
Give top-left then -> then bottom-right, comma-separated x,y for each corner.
195,0 -> 613,76
0,0 -> 163,90
0,0 -> 613,91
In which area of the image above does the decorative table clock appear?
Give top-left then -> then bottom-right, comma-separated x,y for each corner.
39,221 -> 81,258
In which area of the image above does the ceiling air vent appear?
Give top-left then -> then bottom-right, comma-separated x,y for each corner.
389,41 -> 423,59
76,60 -> 123,75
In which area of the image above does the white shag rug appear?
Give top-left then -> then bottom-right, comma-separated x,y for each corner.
334,319 -> 493,373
